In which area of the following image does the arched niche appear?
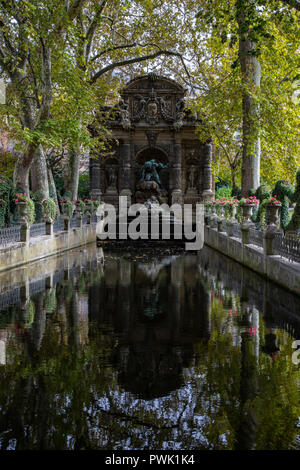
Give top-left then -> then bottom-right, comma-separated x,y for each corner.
134,146 -> 170,194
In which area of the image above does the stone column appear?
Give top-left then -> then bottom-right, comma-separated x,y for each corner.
202,141 -> 213,202
89,157 -> 102,201
171,142 -> 182,205
120,141 -> 132,206
45,219 -> 54,237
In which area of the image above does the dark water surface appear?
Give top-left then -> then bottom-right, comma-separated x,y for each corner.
0,245 -> 299,450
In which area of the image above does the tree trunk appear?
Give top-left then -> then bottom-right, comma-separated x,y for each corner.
64,147 -> 81,200
237,0 -> 261,197
13,143 -> 36,195
30,144 -> 50,198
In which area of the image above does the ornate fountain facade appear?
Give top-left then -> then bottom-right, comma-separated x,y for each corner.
89,73 -> 214,209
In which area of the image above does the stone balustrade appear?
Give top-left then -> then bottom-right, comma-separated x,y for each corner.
204,204 -> 300,295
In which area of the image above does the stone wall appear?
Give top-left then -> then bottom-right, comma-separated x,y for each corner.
0,221 -> 102,273
204,225 -> 300,295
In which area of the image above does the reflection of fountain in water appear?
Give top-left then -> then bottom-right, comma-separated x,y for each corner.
137,255 -> 178,281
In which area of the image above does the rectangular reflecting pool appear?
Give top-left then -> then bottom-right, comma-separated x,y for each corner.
0,244 -> 299,450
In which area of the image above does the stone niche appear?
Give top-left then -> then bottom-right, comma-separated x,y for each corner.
89,73 -> 214,208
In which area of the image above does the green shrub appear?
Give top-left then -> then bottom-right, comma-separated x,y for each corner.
0,176 -> 14,227
272,180 -> 294,230
63,190 -> 73,200
26,198 -> 35,225
231,186 -> 241,200
78,173 -> 90,200
60,198 -> 73,218
253,184 -> 271,227
256,184 -> 271,201
75,198 -> 86,214
44,289 -> 57,313
42,198 -> 57,221
215,186 -> 232,199
287,170 -> 300,233
83,198 -> 94,212
25,299 -> 35,328
32,190 -> 45,222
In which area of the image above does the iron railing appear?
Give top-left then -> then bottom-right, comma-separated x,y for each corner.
30,222 -> 46,238
70,216 -> 79,229
0,287 -> 21,312
0,226 -> 21,246
53,217 -> 65,233
273,233 -> 300,263
29,279 -> 46,297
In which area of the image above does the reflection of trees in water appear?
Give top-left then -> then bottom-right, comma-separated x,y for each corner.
0,252 -> 299,449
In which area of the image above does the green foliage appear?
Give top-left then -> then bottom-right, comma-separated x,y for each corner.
83,199 -> 94,213
63,190 -> 73,200
25,300 -> 35,328
256,184 -> 271,201
0,151 -> 17,179
78,173 -> 90,200
215,186 -> 232,199
248,188 -> 256,197
44,288 -> 57,314
26,198 -> 35,225
75,199 -> 86,214
53,177 -> 65,201
0,176 -> 14,227
273,180 -> 294,229
42,198 -> 57,221
252,184 -> 271,226
32,190 -> 45,222
60,199 -> 73,219
287,169 -> 300,233
231,186 -> 241,200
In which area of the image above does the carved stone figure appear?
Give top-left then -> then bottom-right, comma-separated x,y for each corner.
145,130 -> 159,148
173,97 -> 185,131
147,101 -> 158,119
187,166 -> 197,190
106,167 -> 118,190
118,99 -> 131,130
140,159 -> 167,187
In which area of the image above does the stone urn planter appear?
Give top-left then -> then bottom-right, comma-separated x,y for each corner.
266,204 -> 280,227
204,205 -> 211,225
85,201 -> 94,212
216,203 -> 225,232
61,202 -> 73,219
241,204 -> 255,226
75,202 -> 83,217
226,204 -> 237,236
16,201 -> 28,224
228,204 -> 237,221
210,205 -> 217,228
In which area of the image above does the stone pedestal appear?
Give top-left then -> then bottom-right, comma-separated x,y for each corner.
119,142 -> 132,207
184,188 -> 198,205
171,189 -> 182,206
64,218 -> 70,231
45,220 -> 54,236
202,141 -> 213,201
20,223 -> 30,243
172,143 -> 182,205
89,159 -> 101,201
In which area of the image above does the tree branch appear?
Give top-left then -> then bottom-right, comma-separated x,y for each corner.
280,0 -> 300,11
90,42 -> 164,62
90,50 -> 190,83
38,37 -> 52,122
